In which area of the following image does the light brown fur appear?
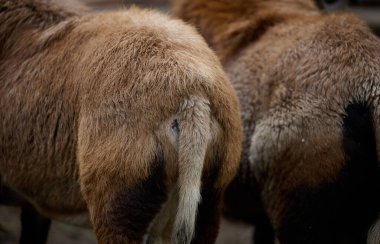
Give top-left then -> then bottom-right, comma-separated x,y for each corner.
0,0 -> 243,243
174,0 -> 380,243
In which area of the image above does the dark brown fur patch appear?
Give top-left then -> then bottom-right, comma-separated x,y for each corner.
106,150 -> 167,242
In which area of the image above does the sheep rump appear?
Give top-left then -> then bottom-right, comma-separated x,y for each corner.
0,0 -> 243,243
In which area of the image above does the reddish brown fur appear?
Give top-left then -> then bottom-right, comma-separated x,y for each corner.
0,0 -> 243,243
174,0 -> 380,243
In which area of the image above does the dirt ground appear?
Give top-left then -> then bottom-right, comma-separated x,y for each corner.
0,206 -> 253,244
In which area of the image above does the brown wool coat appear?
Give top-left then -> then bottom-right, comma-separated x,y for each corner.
0,0 -> 243,243
174,0 -> 380,243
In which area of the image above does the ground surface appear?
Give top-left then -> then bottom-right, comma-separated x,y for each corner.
0,206 -> 253,244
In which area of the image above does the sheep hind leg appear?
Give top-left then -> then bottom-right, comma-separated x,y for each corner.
253,217 -> 275,244
191,182 -> 223,244
81,152 -> 168,244
0,183 -> 51,244
20,204 -> 51,244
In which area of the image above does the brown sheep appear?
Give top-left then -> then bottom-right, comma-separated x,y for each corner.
173,0 -> 380,243
0,0 -> 243,243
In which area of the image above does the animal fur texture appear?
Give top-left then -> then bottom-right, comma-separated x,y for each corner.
174,0 -> 380,243
0,0 -> 243,243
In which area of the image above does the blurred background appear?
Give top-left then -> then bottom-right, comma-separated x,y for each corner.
80,0 -> 380,34
0,0 -> 379,243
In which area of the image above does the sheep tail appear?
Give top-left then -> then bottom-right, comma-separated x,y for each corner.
172,95 -> 212,244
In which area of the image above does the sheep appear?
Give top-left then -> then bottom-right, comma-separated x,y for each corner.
173,0 -> 380,243
0,0 -> 243,243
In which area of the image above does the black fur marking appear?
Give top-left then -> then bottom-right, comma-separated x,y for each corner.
20,205 -> 51,244
107,150 -> 167,242
278,103 -> 380,244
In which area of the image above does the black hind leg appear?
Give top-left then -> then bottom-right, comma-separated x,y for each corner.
191,184 -> 223,244
20,205 -> 51,244
0,183 -> 50,244
254,217 -> 275,244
